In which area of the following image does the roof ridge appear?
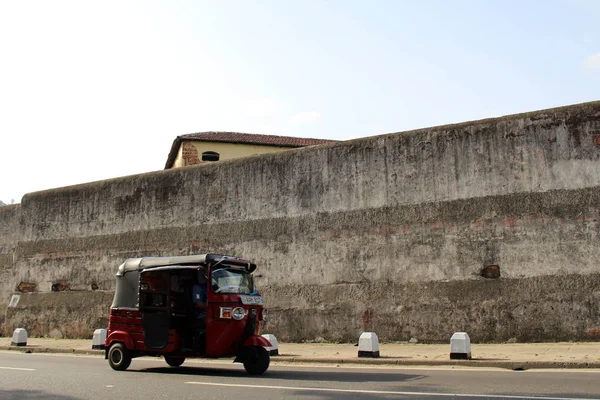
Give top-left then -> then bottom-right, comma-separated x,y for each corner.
180,131 -> 336,142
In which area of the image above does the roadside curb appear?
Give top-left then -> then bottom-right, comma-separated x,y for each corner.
272,356 -> 600,370
0,345 -> 103,356
2,345 -> 600,369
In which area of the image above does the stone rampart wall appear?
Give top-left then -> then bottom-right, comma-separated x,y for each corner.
2,101 -> 600,341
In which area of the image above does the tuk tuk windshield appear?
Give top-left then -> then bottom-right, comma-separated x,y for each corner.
211,267 -> 254,294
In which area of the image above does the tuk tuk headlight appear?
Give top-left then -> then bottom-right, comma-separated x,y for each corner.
232,307 -> 246,320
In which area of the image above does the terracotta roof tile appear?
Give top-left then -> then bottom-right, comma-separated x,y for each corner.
179,131 -> 336,147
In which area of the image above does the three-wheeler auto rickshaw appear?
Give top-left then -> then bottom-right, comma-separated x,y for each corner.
105,254 -> 271,374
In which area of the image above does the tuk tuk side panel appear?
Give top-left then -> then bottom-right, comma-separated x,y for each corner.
134,330 -> 181,353
108,309 -> 142,350
108,308 -> 182,353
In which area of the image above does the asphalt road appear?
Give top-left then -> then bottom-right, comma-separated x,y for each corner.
1,351 -> 600,400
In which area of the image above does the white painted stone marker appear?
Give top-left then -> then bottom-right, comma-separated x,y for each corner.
262,334 -> 279,356
11,328 -> 27,346
358,332 -> 380,358
92,329 -> 107,350
450,332 -> 471,360
8,295 -> 20,308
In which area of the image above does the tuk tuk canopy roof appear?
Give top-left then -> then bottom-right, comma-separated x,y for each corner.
116,255 -> 208,277
116,254 -> 256,277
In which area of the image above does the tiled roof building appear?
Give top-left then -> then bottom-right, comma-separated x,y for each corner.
165,132 -> 337,169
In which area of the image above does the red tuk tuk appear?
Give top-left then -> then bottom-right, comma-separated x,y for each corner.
105,254 -> 271,374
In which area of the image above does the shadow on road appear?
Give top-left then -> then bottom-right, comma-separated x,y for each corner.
136,365 -> 427,383
0,389 -> 82,400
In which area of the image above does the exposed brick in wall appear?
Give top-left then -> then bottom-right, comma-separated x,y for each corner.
182,141 -> 200,166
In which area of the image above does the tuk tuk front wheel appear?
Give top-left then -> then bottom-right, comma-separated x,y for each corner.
165,356 -> 185,367
243,346 -> 270,375
108,343 -> 132,371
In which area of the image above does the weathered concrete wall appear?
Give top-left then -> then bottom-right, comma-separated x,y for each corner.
5,291 -> 112,339
0,204 -> 21,332
267,273 -> 600,343
260,186 -> 600,342
18,101 -> 600,241
3,101 -> 600,341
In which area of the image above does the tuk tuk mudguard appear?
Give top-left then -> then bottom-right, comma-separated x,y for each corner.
243,336 -> 271,348
233,336 -> 272,363
105,331 -> 134,359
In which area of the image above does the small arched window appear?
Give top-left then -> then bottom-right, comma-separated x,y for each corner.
202,151 -> 220,162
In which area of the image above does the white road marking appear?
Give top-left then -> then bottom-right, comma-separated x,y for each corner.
185,381 -> 600,400
404,375 -> 425,381
0,366 -> 35,371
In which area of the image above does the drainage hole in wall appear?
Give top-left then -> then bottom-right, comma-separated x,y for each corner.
481,265 -> 500,279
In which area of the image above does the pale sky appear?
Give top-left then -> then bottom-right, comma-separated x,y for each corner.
1,0 -> 599,204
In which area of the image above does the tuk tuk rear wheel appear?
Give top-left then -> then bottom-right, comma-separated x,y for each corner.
243,346 -> 270,375
108,343 -> 131,371
165,356 -> 185,367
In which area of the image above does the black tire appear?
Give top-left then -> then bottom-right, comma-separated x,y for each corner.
165,356 -> 185,367
108,343 -> 132,371
243,346 -> 270,375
